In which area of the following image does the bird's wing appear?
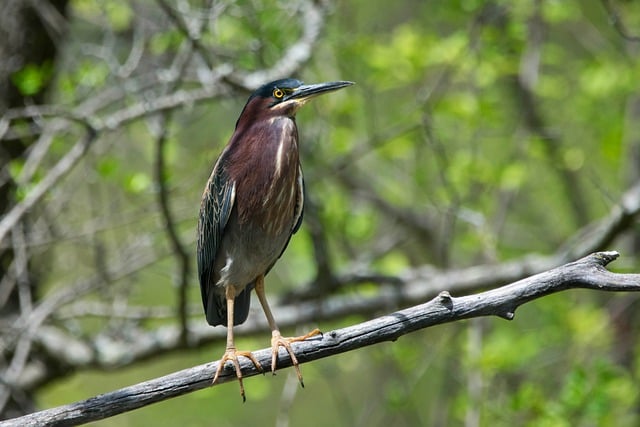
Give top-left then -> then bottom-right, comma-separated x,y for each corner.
197,156 -> 236,295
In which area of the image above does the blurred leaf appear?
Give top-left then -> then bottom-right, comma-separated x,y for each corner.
500,162 -> 526,190
7,158 -> 24,180
562,147 -> 585,172
543,0 -> 580,22
97,157 -> 120,178
105,0 -> 132,31
75,60 -> 110,88
125,172 -> 151,193
150,30 -> 185,55
11,62 -> 53,96
580,62 -> 631,97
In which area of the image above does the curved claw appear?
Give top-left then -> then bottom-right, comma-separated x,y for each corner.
212,348 -> 263,402
270,328 -> 322,387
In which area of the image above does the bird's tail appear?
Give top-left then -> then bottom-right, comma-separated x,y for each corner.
205,282 -> 254,326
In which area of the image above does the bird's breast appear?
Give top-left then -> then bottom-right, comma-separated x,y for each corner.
260,119 -> 299,235
231,118 -> 300,236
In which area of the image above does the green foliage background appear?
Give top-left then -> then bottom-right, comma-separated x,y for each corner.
13,0 -> 640,425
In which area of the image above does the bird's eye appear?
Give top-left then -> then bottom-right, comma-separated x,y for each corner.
273,88 -> 285,99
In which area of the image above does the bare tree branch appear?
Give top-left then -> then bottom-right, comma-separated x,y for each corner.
512,5 -> 589,227
155,0 -> 217,69
600,0 -> 640,43
559,180 -> 640,259
15,176 -> 634,381
1,178 -> 636,395
2,251 -> 639,427
286,180 -> 640,302
0,129 -> 97,245
223,0 -> 330,89
0,0 -> 331,246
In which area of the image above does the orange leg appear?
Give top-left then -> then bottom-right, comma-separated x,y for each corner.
212,285 -> 263,402
254,275 -> 321,387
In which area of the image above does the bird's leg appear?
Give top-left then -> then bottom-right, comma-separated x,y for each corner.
212,285 -> 263,402
254,275 -> 321,387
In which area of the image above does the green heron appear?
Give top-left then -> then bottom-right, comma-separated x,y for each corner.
197,78 -> 354,401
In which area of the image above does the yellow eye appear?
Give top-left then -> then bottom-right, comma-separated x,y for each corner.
273,88 -> 285,99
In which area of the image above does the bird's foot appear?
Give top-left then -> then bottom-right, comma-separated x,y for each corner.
212,347 -> 263,402
270,328 -> 322,387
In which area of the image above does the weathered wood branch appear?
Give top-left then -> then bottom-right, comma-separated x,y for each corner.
3,251 -> 640,427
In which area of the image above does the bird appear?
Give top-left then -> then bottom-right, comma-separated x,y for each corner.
197,78 -> 354,401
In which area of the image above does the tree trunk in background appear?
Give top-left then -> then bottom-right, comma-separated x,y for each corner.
609,96 -> 640,371
0,0 -> 68,419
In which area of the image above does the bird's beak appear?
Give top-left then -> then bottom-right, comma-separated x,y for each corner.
284,81 -> 355,104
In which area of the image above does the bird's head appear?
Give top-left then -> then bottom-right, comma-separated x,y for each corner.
236,78 -> 354,127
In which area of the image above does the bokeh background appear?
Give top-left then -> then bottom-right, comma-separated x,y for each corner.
2,0 -> 640,425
